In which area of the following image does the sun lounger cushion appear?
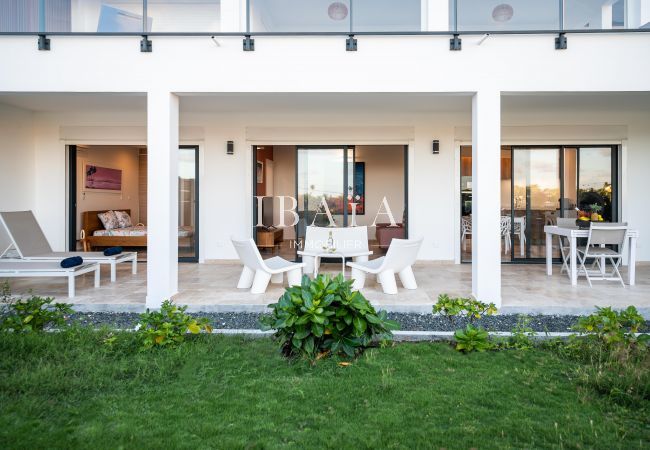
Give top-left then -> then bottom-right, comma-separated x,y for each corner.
103,246 -> 123,256
60,256 -> 83,268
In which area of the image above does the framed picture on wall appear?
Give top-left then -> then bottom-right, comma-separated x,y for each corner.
256,161 -> 264,184
84,163 -> 122,193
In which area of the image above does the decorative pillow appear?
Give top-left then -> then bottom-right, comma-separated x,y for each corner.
114,210 -> 133,228
97,210 -> 119,230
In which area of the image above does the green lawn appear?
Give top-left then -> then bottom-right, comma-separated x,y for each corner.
0,331 -> 648,449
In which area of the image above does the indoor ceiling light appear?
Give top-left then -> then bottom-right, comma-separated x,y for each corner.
328,2 -> 349,21
492,4 -> 514,22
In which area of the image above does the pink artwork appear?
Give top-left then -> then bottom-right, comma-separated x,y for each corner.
85,164 -> 122,191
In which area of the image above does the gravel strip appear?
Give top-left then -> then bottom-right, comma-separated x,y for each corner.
68,311 -> 650,333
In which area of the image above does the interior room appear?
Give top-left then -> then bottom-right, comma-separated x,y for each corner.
71,144 -> 198,262
253,144 -> 407,263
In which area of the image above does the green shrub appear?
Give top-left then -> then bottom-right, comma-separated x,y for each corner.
454,324 -> 492,353
572,306 -> 647,347
0,284 -> 73,333
135,300 -> 212,350
433,294 -> 497,353
433,294 -> 497,323
507,314 -> 536,350
259,274 -> 399,361
548,306 -> 649,408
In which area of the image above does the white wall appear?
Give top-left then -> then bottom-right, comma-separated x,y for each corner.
0,103 -> 35,212
1,34 -> 649,93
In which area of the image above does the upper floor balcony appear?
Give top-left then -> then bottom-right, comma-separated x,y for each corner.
1,0 -> 648,36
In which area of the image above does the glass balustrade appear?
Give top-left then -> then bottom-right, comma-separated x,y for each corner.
454,0 -> 561,31
249,0 -> 352,32
1,0 -> 647,34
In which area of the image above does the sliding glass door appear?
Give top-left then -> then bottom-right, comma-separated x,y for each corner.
296,147 -> 350,253
510,147 -> 561,260
460,145 -> 618,263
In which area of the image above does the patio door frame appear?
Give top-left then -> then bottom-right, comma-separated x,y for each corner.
178,145 -> 200,263
251,144 -> 409,262
460,144 -> 620,264
67,144 -> 200,263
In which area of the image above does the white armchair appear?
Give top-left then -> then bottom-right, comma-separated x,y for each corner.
346,237 -> 423,295
231,238 -> 304,294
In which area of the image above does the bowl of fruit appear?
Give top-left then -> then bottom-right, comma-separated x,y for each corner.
575,205 -> 604,229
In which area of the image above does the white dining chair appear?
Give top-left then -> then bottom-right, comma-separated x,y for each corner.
556,217 -> 575,274
577,223 -> 628,287
500,216 -> 511,254
461,216 -> 472,251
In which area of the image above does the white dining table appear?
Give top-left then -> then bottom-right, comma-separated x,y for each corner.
544,225 -> 639,286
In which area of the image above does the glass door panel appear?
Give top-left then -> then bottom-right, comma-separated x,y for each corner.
500,147 -> 512,262
178,147 -> 198,262
512,147 -> 560,260
562,147 -> 578,218
460,146 -> 472,262
578,147 -> 614,221
296,148 -> 346,254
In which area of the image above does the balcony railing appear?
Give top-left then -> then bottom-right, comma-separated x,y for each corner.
1,1 -> 648,35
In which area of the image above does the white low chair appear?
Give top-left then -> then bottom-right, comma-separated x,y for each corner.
231,238 -> 304,294
346,237 -> 423,295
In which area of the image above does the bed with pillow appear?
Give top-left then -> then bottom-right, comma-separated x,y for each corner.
81,210 -> 194,250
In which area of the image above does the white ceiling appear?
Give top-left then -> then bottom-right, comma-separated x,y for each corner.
178,93 -> 473,114
0,92 -> 648,115
0,93 -> 146,113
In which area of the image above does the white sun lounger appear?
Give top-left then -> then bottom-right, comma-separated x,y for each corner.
0,261 -> 100,298
0,211 -> 137,282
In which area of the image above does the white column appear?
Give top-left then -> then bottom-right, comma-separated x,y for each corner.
471,90 -> 502,307
146,91 -> 179,308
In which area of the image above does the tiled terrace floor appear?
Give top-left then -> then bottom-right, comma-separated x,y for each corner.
3,262 -> 649,316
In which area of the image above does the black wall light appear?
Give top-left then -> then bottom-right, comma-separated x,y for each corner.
227,141 -> 234,155
432,140 -> 440,154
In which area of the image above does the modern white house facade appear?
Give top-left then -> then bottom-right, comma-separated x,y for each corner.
1,0 -> 649,310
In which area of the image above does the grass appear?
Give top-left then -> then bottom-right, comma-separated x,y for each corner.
0,330 -> 648,449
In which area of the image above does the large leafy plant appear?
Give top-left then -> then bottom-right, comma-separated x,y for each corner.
454,324 -> 491,353
135,300 -> 212,350
260,274 -> 399,360
0,283 -> 73,333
